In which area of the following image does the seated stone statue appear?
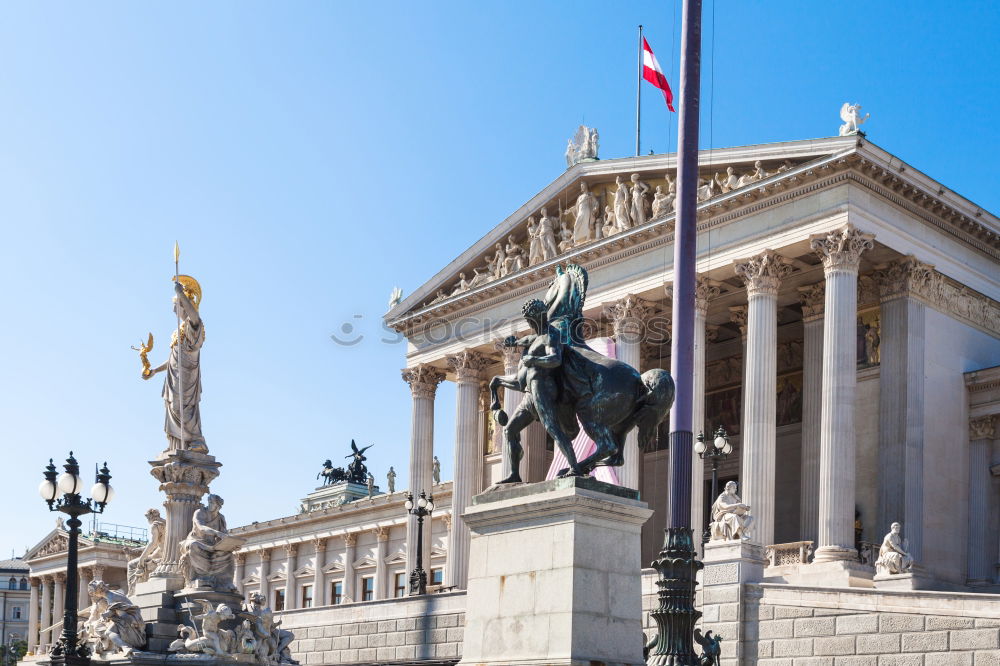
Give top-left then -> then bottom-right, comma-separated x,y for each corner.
874,522 -> 913,575
82,580 -> 146,657
178,493 -> 243,591
127,508 -> 165,595
243,591 -> 298,665
710,481 -> 753,541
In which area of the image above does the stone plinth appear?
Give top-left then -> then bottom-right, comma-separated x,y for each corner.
802,558 -> 874,588
458,476 -> 652,666
300,481 -> 378,511
701,540 -> 768,666
873,567 -> 936,591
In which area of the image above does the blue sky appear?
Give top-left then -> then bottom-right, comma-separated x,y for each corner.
1,1 -> 997,557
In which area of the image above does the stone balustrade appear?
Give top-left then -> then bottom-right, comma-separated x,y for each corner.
766,541 -> 815,568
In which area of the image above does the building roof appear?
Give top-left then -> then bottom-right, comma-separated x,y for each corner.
0,557 -> 29,573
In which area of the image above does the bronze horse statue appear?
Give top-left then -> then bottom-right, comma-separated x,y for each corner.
489,264 -> 674,482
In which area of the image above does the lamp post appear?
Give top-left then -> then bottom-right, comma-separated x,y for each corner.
695,426 -> 733,544
404,490 -> 434,595
37,453 -> 114,666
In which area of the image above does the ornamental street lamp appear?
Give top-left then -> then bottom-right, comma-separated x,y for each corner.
695,426 -> 733,544
404,490 -> 434,595
38,453 -> 114,666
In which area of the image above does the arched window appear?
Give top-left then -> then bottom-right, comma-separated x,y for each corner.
20,577 -> 28,590
7,577 -> 15,590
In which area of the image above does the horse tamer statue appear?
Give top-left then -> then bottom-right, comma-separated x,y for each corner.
489,264 -> 675,482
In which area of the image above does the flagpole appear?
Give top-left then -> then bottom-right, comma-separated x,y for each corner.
635,24 -> 643,156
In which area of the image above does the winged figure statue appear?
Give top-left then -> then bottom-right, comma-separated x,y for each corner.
839,102 -> 870,136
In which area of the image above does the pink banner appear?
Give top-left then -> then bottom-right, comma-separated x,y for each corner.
544,337 -> 620,485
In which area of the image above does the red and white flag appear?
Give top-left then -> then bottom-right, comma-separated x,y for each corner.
642,37 -> 675,112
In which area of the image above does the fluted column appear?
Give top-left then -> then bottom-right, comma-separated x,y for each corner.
77,566 -> 90,611
233,553 -> 245,596
342,533 -> 357,603
811,226 -> 874,562
734,250 -> 792,547
39,576 -> 52,651
312,539 -> 326,606
446,350 -> 490,589
258,549 -> 271,607
691,278 -> 719,533
607,294 -> 654,490
797,282 -> 825,544
27,577 -> 39,654
728,305 -> 749,438
968,416 -> 996,585
52,572 -> 65,633
494,341 -> 523,480
374,527 -> 389,599
875,256 -> 933,564
401,364 -> 445,576
282,544 -> 297,610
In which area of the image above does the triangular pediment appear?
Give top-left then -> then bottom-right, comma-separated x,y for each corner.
384,550 -> 406,565
322,561 -> 345,574
292,566 -> 314,578
429,546 -> 447,559
266,571 -> 286,583
384,137 -> 854,325
241,575 -> 260,586
26,529 -> 94,561
352,555 -> 377,569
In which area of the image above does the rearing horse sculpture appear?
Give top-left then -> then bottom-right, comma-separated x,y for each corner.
489,264 -> 674,482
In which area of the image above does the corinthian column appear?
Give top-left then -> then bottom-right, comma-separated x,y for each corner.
797,282 -> 825,545
374,527 -> 390,599
691,278 -> 720,533
52,572 -> 65,632
446,350 -> 490,589
494,341 -> 523,480
312,539 -> 326,606
810,225 -> 874,563
342,533 -> 357,603
401,364 -> 445,577
875,256 -> 935,565
968,416 -> 996,585
258,549 -> 271,607
734,250 -> 793,547
282,544 -> 297,610
607,294 -> 654,490
234,552 -> 245,596
39,576 -> 52,651
27,577 -> 39,654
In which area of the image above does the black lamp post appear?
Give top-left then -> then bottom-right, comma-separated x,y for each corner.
404,490 -> 434,595
695,426 -> 733,544
37,453 -> 114,666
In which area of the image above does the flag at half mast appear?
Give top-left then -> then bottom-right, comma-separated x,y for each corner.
642,36 -> 675,112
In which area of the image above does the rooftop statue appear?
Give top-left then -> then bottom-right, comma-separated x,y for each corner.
345,439 -> 374,484
138,274 -> 208,453
489,264 -> 674,481
317,459 -> 348,486
839,102 -> 870,136
565,125 -> 599,168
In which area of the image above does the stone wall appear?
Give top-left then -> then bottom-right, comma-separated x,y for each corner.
278,591 -> 465,665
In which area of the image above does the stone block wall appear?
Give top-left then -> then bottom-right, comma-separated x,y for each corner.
277,591 -> 465,664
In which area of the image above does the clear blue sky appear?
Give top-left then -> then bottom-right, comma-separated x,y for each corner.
1,1 -> 997,557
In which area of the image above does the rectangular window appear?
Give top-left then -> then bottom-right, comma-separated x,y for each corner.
301,584 -> 313,608
274,588 -> 285,612
331,581 -> 343,605
431,568 -> 443,586
361,576 -> 374,602
393,572 -> 406,598
12,606 -> 22,619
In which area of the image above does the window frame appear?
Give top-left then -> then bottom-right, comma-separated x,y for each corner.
330,580 -> 343,605
360,576 -> 374,602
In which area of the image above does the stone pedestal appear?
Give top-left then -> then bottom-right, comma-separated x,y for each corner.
797,558 -> 874,588
300,481 -> 375,511
700,541 -> 768,666
873,566 -> 935,591
459,477 -> 652,666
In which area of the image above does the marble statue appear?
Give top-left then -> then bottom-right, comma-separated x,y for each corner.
865,322 -> 881,365
429,289 -> 447,305
317,459 -> 347,486
714,166 -> 739,193
450,272 -> 470,296
82,580 -> 146,657
696,178 -> 715,202
736,160 -> 767,187
602,205 -> 618,238
572,182 -> 597,245
488,264 -> 674,481
613,176 -> 631,231
710,481 -> 753,541
386,466 -> 396,493
651,185 -> 673,218
432,455 -> 441,484
557,222 -> 574,254
526,217 -> 543,266
776,159 -> 793,173
387,287 -> 403,310
345,440 -> 373,484
243,591 -> 297,665
141,277 -> 208,453
629,174 -> 650,227
491,242 -> 508,278
366,473 -> 375,498
469,265 -> 492,288
178,493 -> 243,592
839,102 -> 869,136
127,508 -> 165,595
565,125 -> 599,167
537,208 -> 559,260
503,235 -> 526,274
875,522 -> 913,575
169,600 -> 236,656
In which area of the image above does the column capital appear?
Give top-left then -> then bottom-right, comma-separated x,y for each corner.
259,548 -> 271,562
875,256 -> 939,303
41,575 -> 54,584
93,564 -> 105,577
234,551 -> 245,565
446,350 -> 491,383
695,277 -> 722,317
29,576 -> 41,587
810,225 -> 875,273
344,532 -> 358,547
728,305 -> 748,339
54,571 -> 66,583
312,537 -> 327,553
970,415 -> 996,441
401,364 -> 446,399
606,294 -> 655,338
734,250 -> 793,297
493,339 -> 523,373
373,526 -> 390,542
283,543 -> 298,557
798,282 -> 826,322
